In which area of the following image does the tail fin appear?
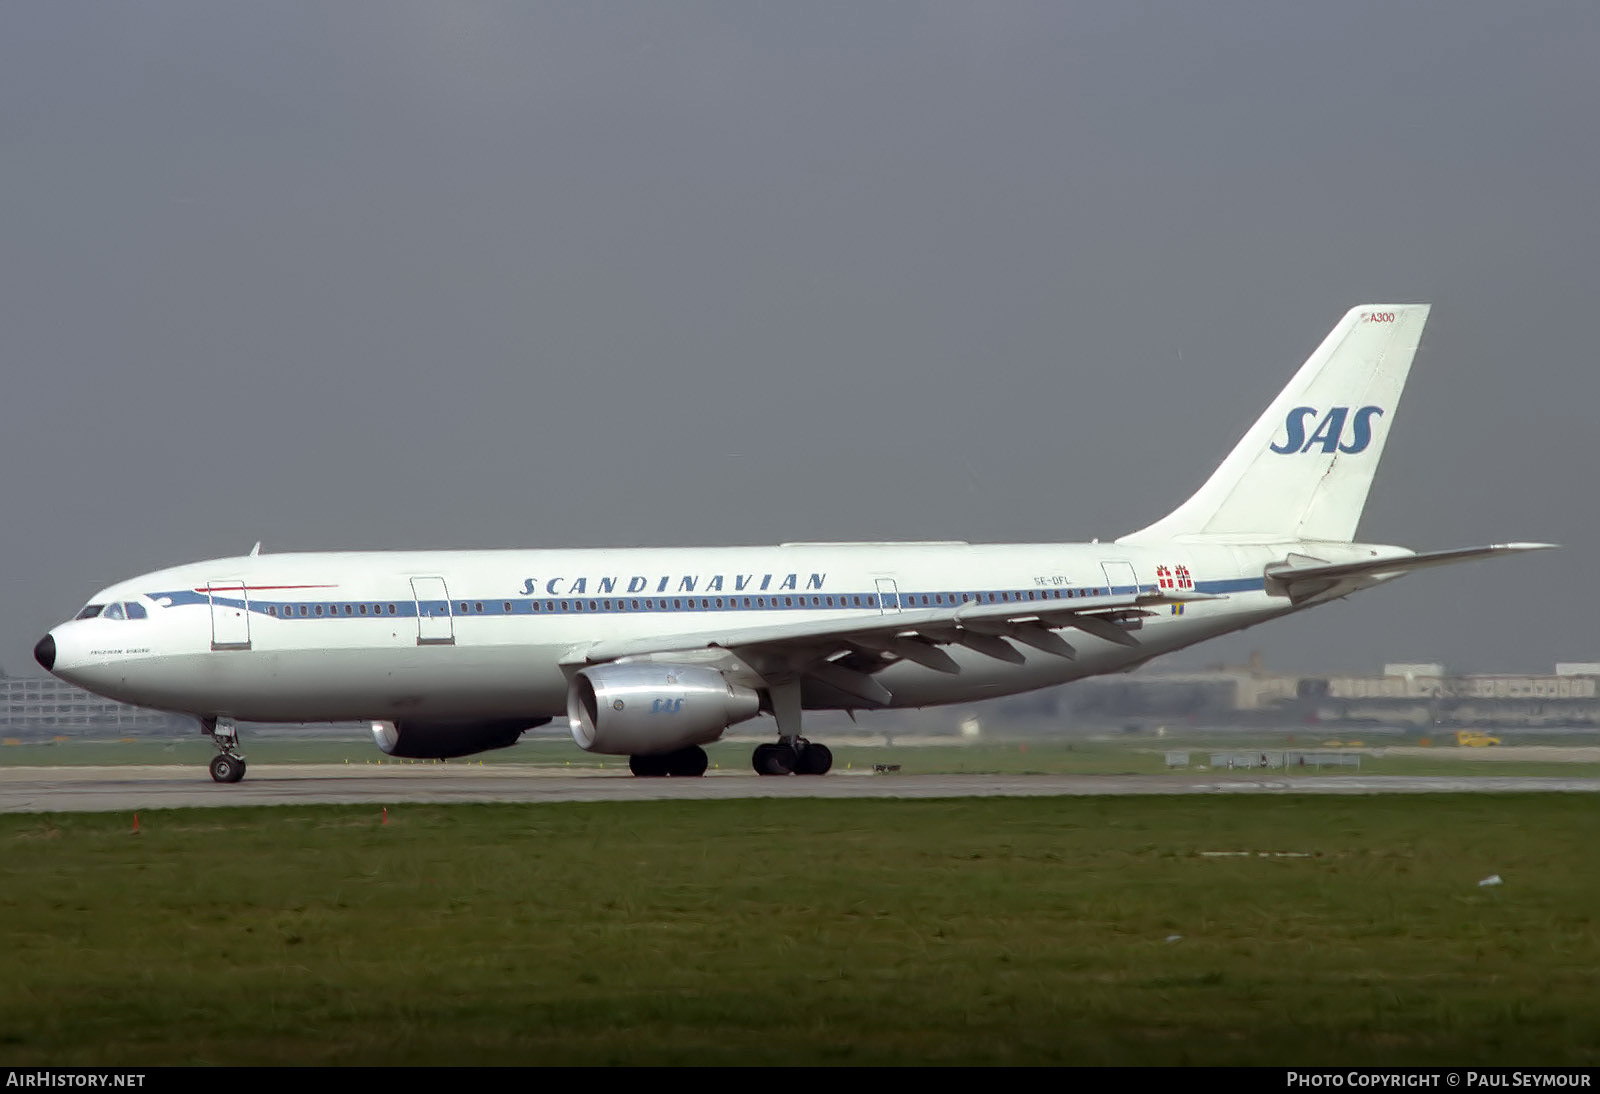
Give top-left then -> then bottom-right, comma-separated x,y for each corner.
1118,304 -> 1430,545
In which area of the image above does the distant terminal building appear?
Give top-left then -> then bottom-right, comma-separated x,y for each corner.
0,673 -> 189,737
1060,657 -> 1600,729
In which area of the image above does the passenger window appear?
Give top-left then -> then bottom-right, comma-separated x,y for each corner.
387,604 -> 396,614
269,606 -> 279,617
503,601 -> 511,613
359,605 -> 367,615
314,605 -> 324,616
124,602 -> 148,620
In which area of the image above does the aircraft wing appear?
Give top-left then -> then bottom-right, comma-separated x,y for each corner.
572,586 -> 1225,703
1265,542 -> 1557,601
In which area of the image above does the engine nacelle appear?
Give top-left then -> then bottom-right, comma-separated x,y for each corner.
371,718 -> 550,759
568,663 -> 760,755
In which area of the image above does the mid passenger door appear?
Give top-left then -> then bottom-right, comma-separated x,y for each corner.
1099,560 -> 1140,596
875,578 -> 902,614
411,576 -> 455,646
208,581 -> 252,651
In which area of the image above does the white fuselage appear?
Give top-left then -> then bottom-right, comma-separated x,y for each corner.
44,539 -> 1382,727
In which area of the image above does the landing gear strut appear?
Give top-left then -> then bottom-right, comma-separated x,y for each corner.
202,716 -> 247,784
752,681 -> 833,775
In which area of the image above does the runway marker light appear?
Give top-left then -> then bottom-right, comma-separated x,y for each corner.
382,807 -> 388,826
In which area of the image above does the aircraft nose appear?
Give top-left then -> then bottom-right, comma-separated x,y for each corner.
34,634 -> 56,672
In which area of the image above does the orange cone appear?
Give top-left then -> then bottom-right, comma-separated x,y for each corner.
382,807 -> 388,826
132,812 -> 139,833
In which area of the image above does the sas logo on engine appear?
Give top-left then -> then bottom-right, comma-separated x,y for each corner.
651,698 -> 686,714
1269,406 -> 1384,455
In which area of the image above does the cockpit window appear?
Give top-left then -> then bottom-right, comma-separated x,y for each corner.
76,604 -> 105,620
102,603 -> 126,620
124,602 -> 148,620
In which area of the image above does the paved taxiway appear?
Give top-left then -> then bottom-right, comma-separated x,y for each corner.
3,764 -> 1599,813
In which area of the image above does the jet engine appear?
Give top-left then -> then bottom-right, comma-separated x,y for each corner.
371,718 -> 550,759
567,663 -> 760,755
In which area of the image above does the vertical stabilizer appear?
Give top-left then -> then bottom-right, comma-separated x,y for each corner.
1118,304 -> 1430,545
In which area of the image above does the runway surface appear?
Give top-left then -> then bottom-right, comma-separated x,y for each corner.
4,764 -> 1600,813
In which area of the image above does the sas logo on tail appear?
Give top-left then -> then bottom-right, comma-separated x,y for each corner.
1270,406 -> 1383,455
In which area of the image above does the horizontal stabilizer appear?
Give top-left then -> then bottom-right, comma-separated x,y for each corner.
1265,542 -> 1557,601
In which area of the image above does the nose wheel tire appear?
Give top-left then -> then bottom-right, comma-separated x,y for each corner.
209,754 -> 246,784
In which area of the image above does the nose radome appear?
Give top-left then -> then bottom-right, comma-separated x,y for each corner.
34,634 -> 56,672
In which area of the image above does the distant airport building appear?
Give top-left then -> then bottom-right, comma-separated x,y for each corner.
0,672 -> 189,737
1054,657 -> 1600,730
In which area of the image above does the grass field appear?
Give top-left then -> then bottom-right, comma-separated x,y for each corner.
3,794 -> 1599,1065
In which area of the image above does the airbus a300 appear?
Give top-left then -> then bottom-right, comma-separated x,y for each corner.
34,304 -> 1553,782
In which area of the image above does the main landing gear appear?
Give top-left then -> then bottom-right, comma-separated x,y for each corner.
628,745 -> 709,778
752,739 -> 832,776
202,716 -> 247,784
751,679 -> 833,776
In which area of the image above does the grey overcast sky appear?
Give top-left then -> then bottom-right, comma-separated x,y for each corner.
2,2 -> 1596,679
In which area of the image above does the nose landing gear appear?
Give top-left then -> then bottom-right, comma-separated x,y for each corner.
201,716 -> 247,783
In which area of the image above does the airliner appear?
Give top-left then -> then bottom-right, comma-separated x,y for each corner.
34,304 -> 1553,782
